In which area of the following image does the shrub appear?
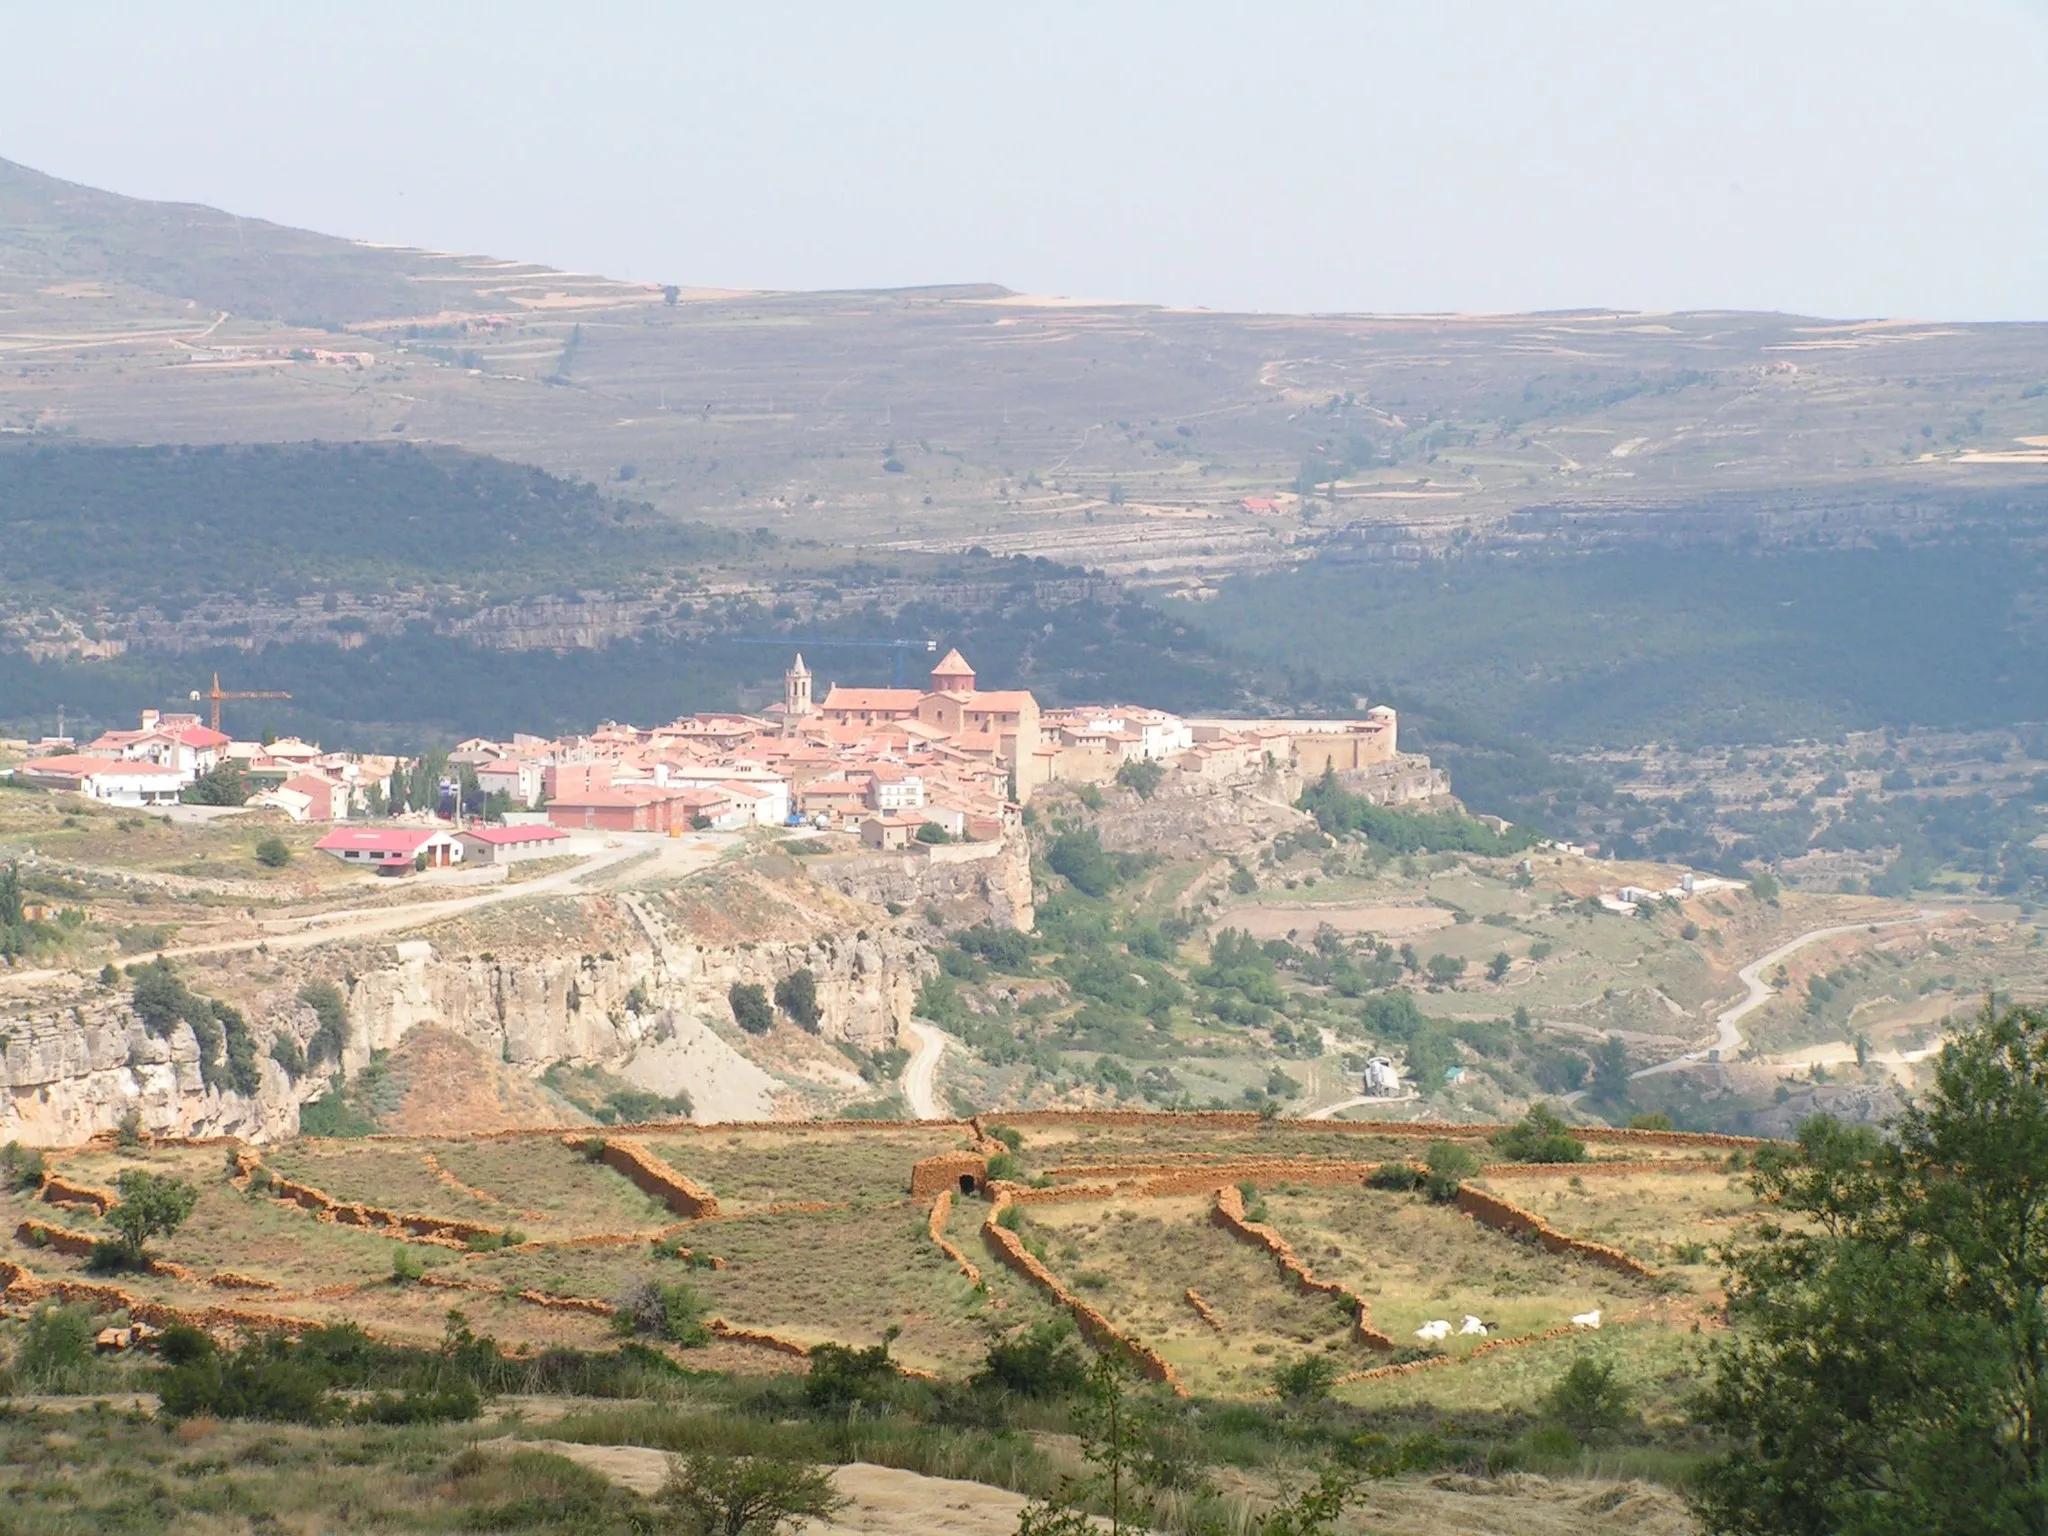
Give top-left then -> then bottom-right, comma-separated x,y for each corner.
773,969 -> 821,1032
157,1335 -> 339,1424
729,982 -> 774,1035
658,1453 -> 847,1536
298,981 -> 349,1067
1,1140 -> 46,1192
391,1246 -> 424,1284
254,835 -> 292,868
10,1303 -> 101,1393
1273,1353 -> 1338,1405
269,1034 -> 306,1078
1546,1355 -> 1630,1438
975,1318 -> 1088,1398
1366,1161 -> 1423,1192
1423,1140 -> 1480,1202
804,1328 -> 901,1412
1491,1103 -> 1587,1164
914,821 -> 954,844
1628,1111 -> 1675,1131
1116,759 -> 1165,799
612,1279 -> 710,1347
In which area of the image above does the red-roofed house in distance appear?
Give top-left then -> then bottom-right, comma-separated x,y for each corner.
314,825 -> 464,873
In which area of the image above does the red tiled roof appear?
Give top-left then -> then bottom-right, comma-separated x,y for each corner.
23,754 -> 183,777
460,824 -> 569,846
314,827 -> 441,855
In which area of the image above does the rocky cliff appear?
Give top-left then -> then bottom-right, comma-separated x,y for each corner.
0,870 -> 933,1147
1090,753 -> 1451,861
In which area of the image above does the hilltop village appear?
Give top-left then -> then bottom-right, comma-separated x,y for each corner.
9,649 -> 1405,866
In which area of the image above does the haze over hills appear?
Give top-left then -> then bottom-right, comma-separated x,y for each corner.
6,154 -> 2047,584
3,155 -> 2048,785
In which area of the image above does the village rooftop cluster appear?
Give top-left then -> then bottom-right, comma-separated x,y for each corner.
9,650 -> 1400,870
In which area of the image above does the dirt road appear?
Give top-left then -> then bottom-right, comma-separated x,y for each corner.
900,1020 -> 950,1120
0,834 -> 728,992
1633,911 -> 1941,1080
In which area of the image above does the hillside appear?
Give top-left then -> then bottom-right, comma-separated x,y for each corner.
5,157 -> 2046,582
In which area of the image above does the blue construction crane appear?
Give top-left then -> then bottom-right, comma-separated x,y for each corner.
729,635 -> 938,687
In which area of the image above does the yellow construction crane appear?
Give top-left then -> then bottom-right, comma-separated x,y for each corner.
189,672 -> 291,736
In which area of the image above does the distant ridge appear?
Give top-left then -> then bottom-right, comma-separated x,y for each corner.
0,156 -> 605,325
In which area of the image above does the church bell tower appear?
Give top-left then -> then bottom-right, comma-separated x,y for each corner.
784,653 -> 813,720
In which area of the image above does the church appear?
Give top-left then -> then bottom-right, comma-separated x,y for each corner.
777,648 -> 1045,797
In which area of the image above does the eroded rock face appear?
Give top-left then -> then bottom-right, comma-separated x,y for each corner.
342,913 -> 924,1075
1,999 -> 294,1146
805,835 -> 1034,932
1,895 -> 931,1146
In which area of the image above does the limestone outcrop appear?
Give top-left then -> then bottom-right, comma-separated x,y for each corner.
1,877 -> 932,1146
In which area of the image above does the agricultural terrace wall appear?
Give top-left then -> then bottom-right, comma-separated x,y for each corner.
926,1190 -> 984,1287
980,1195 -> 1184,1393
38,1173 -> 118,1213
1478,1159 -> 1726,1178
980,1110 -> 1767,1151
250,1161 -> 509,1249
1455,1186 -> 1659,1279
1210,1185 -> 1397,1350
572,1137 -> 720,1219
1184,1288 -> 1225,1332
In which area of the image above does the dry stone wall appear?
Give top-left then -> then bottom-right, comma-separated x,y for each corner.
980,1193 -> 1185,1392
1211,1184 -> 1396,1350
1454,1186 -> 1659,1279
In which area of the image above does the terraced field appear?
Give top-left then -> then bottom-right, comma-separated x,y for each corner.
3,1114 -> 1758,1400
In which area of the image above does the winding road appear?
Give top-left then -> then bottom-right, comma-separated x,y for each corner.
1632,911 -> 1941,1080
900,1020 -> 951,1120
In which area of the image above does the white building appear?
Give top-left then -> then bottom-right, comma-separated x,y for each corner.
1363,1057 -> 1403,1097
17,755 -> 187,807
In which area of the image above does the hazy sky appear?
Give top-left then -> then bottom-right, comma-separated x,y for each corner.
5,2 -> 2046,319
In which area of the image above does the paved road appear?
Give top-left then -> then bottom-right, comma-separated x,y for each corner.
1632,911 -> 1941,1080
900,1020 -> 950,1120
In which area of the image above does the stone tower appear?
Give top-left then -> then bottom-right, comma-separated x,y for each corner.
785,653 -> 812,719
930,647 -> 976,694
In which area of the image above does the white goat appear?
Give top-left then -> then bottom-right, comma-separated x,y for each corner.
1571,1308 -> 1602,1330
1414,1319 -> 1452,1342
1458,1315 -> 1488,1336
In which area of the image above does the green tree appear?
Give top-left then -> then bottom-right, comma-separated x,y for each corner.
180,761 -> 249,806
1693,1003 -> 2048,1534
1423,1139 -> 1479,1202
97,1168 -> 199,1269
0,860 -> 22,927
1272,1352 -> 1338,1407
657,1453 -> 847,1536
299,981 -> 349,1066
254,834 -> 292,868
1546,1355 -> 1629,1439
974,1317 -> 1089,1399
1016,1354 -> 1155,1535
773,969 -> 821,1031
1491,1103 -> 1587,1163
1425,953 -> 1466,987
729,982 -> 774,1035
1589,1035 -> 1632,1107
1487,950 -> 1513,983
1115,759 -> 1165,799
